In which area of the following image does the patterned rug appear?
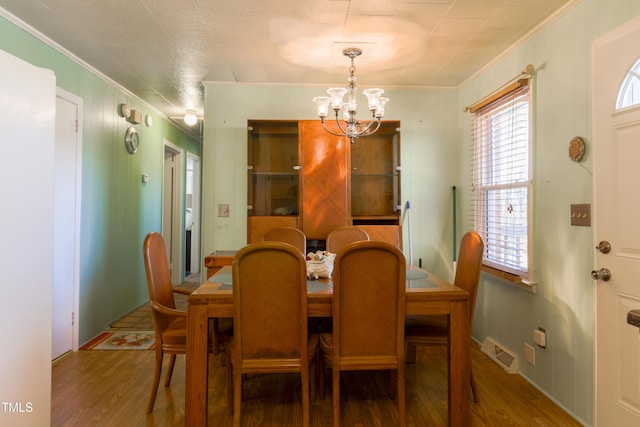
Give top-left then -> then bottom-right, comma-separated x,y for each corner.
80,330 -> 155,350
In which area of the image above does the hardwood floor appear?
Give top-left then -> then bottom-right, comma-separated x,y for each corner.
52,342 -> 582,426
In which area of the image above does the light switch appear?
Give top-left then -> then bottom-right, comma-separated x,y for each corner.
570,204 -> 591,226
218,204 -> 229,217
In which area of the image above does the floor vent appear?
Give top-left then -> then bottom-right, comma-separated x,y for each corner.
481,337 -> 518,374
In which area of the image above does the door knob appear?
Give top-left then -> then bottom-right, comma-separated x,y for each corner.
591,268 -> 611,281
596,240 -> 611,254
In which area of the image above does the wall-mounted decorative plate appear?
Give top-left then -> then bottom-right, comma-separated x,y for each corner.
568,136 -> 585,162
125,126 -> 140,154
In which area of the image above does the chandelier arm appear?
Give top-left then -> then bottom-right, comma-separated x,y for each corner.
356,117 -> 383,137
332,111 -> 352,136
320,117 -> 350,138
352,113 -> 380,136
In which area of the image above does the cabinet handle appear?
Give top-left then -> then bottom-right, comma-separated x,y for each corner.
293,165 -> 302,170
247,165 -> 253,170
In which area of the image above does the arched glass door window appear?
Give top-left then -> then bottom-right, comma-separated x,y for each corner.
617,57 -> 640,109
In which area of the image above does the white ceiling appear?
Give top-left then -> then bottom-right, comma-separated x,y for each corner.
0,0 -> 574,129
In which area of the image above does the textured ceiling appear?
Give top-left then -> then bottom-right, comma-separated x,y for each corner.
0,0 -> 575,131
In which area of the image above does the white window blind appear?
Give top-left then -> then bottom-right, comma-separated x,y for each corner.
471,83 -> 531,277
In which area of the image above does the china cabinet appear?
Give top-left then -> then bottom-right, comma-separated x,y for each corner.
247,119 -> 401,247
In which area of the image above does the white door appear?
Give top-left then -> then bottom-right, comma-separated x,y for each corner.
593,15 -> 640,426
52,90 -> 82,360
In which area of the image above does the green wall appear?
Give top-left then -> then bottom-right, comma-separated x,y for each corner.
201,85 -> 460,282
0,14 -> 200,344
457,1 -> 640,425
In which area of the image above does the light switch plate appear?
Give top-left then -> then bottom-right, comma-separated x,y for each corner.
570,204 -> 590,226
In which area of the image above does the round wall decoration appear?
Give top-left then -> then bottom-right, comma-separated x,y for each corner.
568,136 -> 585,162
125,126 -> 140,154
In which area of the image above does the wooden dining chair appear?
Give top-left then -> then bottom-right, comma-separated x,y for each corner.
142,231 -> 231,413
227,241 -> 318,427
262,226 -> 306,254
319,240 -> 406,427
325,226 -> 369,253
405,230 -> 484,402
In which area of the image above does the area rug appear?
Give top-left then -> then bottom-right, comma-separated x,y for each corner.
81,330 -> 155,350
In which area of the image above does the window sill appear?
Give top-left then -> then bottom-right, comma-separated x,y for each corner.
481,264 -> 537,294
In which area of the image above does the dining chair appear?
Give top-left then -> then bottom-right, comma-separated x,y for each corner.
319,240 -> 406,427
142,231 -> 231,413
405,230 -> 484,402
262,226 -> 306,255
227,241 -> 318,427
325,226 -> 370,254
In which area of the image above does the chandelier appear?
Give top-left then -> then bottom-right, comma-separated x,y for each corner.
313,48 -> 388,144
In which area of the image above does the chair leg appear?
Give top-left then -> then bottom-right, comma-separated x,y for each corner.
318,356 -> 325,400
146,348 -> 163,413
164,354 -> 176,387
332,367 -> 340,427
225,350 -> 233,415
232,365 -> 243,427
470,368 -> 479,402
405,343 -> 417,363
301,364 -> 311,427
397,364 -> 406,427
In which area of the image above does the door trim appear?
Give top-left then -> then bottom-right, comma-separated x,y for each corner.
55,87 -> 82,353
163,140 -> 184,285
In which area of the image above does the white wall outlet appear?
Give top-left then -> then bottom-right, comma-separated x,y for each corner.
141,173 -> 149,183
525,343 -> 535,366
533,328 -> 546,348
217,204 -> 229,217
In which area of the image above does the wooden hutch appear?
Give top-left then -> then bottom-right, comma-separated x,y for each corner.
247,119 -> 401,250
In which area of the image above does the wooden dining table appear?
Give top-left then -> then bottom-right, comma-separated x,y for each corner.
185,265 -> 470,426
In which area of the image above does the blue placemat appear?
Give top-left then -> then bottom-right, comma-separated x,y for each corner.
208,272 -> 233,285
406,269 -> 427,280
209,273 -> 328,294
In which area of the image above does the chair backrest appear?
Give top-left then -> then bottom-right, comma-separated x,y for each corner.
143,232 -> 180,336
143,232 -> 176,310
232,241 -> 309,363
326,226 -> 369,254
453,231 -> 484,320
332,240 -> 406,364
262,227 -> 306,255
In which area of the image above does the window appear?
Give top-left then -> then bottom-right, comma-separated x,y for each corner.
471,81 -> 531,279
617,57 -> 640,110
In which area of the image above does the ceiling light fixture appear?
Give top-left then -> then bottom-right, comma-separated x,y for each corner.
313,48 -> 388,144
183,110 -> 198,126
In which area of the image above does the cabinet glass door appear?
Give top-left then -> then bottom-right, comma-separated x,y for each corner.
350,121 -> 400,223
248,121 -> 300,216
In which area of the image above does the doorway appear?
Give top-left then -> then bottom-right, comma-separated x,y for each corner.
52,88 -> 82,360
186,153 -> 201,276
163,141 -> 184,285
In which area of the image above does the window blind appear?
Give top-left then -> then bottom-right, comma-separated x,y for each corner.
471,83 -> 531,277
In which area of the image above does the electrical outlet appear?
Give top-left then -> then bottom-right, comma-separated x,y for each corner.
217,204 -> 229,217
525,343 -> 535,366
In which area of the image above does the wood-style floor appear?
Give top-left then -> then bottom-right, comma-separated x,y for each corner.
52,340 -> 582,426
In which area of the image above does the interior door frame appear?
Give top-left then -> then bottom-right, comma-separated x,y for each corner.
163,140 -> 185,285
187,152 -> 201,275
54,87 -> 82,354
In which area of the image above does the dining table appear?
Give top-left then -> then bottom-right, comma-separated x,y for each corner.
185,264 -> 470,426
